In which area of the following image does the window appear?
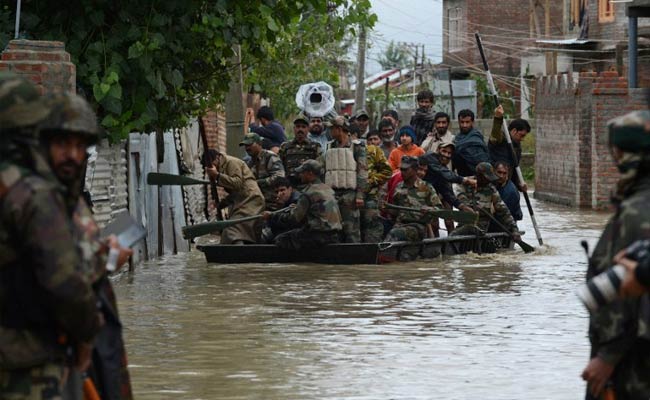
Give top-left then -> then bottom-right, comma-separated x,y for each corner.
447,7 -> 463,52
598,0 -> 615,23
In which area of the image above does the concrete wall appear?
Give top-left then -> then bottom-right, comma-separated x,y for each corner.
535,70 -> 649,209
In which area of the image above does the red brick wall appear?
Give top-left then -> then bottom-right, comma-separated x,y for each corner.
535,70 -> 649,209
0,39 -> 75,95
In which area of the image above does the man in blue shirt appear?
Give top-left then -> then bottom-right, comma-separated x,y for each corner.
494,160 -> 523,221
247,106 -> 287,152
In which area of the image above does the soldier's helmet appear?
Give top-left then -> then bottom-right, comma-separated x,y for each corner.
0,72 -> 51,133
295,159 -> 322,175
39,93 -> 99,144
608,110 -> 650,153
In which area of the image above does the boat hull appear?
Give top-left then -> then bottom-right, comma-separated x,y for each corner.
196,232 -> 514,264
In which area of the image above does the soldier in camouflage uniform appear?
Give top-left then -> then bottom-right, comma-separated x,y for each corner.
39,93 -> 133,400
279,113 -> 322,188
240,132 -> 285,210
453,162 -> 520,240
0,74 -> 102,399
581,110 -> 650,400
385,156 -> 442,242
263,160 -> 342,250
321,116 -> 368,243
361,139 -> 392,243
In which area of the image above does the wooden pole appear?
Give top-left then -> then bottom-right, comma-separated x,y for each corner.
225,45 -> 245,157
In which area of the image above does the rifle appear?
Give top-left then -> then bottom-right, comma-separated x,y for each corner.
147,172 -> 211,186
475,32 -> 544,246
199,117 -> 224,221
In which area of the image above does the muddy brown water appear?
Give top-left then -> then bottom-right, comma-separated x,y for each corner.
113,198 -> 610,399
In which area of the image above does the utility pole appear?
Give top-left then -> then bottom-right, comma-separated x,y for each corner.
14,0 -> 22,38
412,44 -> 418,108
354,25 -> 367,112
225,45 -> 245,156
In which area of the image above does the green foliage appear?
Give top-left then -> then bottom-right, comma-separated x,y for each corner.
377,40 -> 410,70
472,74 -> 515,119
1,1 -> 375,141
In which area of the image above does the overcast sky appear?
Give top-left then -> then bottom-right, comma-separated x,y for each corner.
364,0 -> 443,74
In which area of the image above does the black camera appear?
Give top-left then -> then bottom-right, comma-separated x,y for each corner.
577,239 -> 650,312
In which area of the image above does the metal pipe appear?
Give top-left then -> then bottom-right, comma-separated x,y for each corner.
14,0 -> 21,39
629,16 -> 638,88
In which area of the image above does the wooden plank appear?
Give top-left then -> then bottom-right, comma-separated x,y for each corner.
128,133 -> 145,265
145,133 -> 159,259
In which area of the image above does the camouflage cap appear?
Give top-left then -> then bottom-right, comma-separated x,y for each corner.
353,109 -> 369,120
40,93 -> 99,141
608,110 -> 650,153
293,112 -> 309,125
0,72 -> 51,131
239,132 -> 263,146
295,159 -> 322,174
399,155 -> 419,170
325,115 -> 350,131
438,140 -> 455,150
476,162 -> 499,182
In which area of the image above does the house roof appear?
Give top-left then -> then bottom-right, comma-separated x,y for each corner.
351,68 -> 413,91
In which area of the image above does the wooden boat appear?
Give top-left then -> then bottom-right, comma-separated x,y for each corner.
196,232 -> 515,265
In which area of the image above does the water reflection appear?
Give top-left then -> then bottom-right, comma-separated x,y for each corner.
113,199 -> 610,399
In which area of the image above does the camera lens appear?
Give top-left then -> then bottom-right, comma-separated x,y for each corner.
577,265 -> 625,312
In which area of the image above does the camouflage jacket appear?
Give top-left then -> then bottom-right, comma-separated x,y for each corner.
456,183 -> 518,233
390,178 -> 442,225
275,180 -> 342,233
367,144 -> 392,197
246,149 -> 285,208
588,176 -> 650,365
278,139 -> 322,178
323,138 -> 369,201
0,162 -> 100,368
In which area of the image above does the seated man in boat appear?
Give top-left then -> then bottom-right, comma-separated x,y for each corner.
383,156 -> 442,242
205,149 -> 265,244
453,162 -> 521,242
262,160 -> 342,250
418,142 -> 476,235
261,177 -> 300,243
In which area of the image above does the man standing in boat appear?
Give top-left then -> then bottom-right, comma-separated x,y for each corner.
205,149 -> 265,244
279,113 -> 322,188
263,160 -> 342,250
452,109 -> 491,177
240,132 -> 285,210
454,162 -> 520,241
384,156 -> 442,243
321,116 -> 368,243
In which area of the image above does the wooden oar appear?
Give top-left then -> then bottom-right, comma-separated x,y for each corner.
475,206 -> 535,253
147,172 -> 210,186
182,206 -> 291,240
385,203 -> 478,225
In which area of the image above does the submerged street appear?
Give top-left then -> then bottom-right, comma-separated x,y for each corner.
113,198 -> 608,399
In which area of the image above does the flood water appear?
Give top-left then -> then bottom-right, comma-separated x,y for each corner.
113,198 -> 610,399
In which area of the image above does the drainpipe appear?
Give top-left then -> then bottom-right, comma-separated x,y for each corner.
629,16 -> 638,88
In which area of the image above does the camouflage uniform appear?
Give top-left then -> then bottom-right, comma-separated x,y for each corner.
278,138 -> 321,186
454,183 -> 518,236
585,111 -> 650,399
0,75 -> 101,399
385,178 -> 441,242
361,144 -> 392,243
274,178 -> 342,250
246,149 -> 285,210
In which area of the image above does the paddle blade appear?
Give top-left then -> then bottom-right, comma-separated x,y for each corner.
182,222 -> 223,240
147,172 -> 210,186
516,240 -> 535,253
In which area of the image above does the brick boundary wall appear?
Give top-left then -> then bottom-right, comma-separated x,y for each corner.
535,71 -> 649,210
0,39 -> 75,94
